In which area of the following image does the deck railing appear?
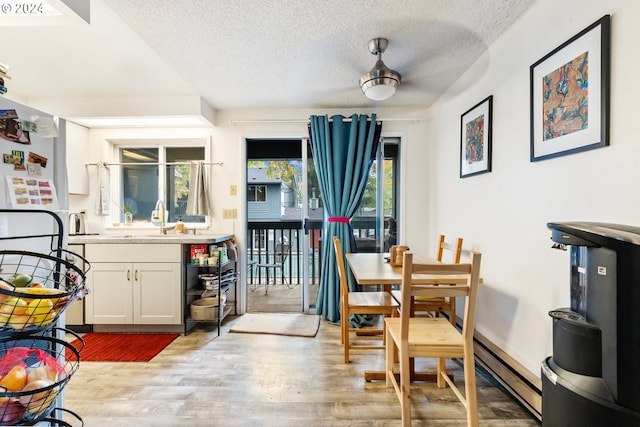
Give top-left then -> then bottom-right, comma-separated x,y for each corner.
246,220 -> 320,288
246,218 -> 387,289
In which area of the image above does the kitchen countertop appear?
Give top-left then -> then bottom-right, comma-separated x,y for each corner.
68,233 -> 234,245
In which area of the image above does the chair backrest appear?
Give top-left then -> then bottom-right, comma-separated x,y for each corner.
333,236 -> 349,304
275,241 -> 290,264
437,234 -> 463,263
399,251 -> 481,342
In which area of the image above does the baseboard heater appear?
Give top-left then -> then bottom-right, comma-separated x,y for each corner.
446,312 -> 542,420
472,329 -> 542,421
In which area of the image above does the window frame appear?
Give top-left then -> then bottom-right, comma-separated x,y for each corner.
247,185 -> 267,203
108,138 -> 210,229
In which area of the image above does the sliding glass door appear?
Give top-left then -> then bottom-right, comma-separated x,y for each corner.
245,139 -> 316,312
244,137 -> 399,313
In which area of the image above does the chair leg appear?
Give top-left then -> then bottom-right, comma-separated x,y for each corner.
463,350 -> 479,427
248,262 -> 258,292
399,343 -> 411,427
340,310 -> 345,345
264,267 -> 274,295
382,315 -> 387,346
282,268 -> 292,288
343,309 -> 350,363
385,326 -> 393,387
392,309 -> 399,364
437,357 -> 447,388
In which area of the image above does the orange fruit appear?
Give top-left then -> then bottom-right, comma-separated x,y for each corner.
0,365 -> 27,391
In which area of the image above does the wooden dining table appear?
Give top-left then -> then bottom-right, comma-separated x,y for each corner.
345,252 -> 477,382
346,252 -> 476,289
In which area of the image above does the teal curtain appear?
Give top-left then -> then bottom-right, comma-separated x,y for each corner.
309,114 -> 382,323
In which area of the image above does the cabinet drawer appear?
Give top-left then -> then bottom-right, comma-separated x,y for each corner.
86,244 -> 180,263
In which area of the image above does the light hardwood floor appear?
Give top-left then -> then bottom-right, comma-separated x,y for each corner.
64,317 -> 540,426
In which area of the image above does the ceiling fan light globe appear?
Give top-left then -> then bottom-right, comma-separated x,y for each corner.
362,80 -> 397,101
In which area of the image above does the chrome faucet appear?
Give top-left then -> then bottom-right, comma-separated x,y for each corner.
153,200 -> 176,235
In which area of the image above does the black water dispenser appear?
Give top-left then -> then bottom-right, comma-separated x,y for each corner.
543,222 -> 640,426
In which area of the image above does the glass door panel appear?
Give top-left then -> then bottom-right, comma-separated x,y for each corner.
350,138 -> 398,253
305,139 -> 322,309
246,139 -> 312,312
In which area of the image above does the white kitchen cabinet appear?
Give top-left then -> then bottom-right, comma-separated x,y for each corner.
85,244 -> 182,325
66,121 -> 90,195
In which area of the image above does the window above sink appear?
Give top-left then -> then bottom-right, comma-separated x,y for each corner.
106,139 -> 211,229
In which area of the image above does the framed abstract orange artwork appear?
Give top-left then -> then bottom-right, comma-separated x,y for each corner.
530,15 -> 610,162
460,95 -> 492,178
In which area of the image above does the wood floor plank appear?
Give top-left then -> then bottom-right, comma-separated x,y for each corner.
63,317 -> 540,426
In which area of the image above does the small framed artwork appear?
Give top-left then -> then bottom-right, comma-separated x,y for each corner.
460,95 -> 492,178
530,15 -> 611,162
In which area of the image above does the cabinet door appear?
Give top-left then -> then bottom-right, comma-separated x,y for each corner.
134,262 -> 182,325
66,122 -> 90,195
86,262 -> 133,324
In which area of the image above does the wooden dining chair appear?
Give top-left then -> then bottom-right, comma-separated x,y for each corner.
392,235 -> 463,325
385,251 -> 482,427
333,236 -> 399,363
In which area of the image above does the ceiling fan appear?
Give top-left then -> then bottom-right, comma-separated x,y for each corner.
359,38 -> 402,101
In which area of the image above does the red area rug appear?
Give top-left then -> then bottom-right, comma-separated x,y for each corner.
67,333 -> 179,362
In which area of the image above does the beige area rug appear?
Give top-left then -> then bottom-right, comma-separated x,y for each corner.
230,313 -> 321,337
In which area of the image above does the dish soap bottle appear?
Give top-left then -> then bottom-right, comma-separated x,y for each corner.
175,217 -> 185,234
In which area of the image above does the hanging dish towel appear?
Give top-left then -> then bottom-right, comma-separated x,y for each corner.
94,161 -> 110,216
186,161 -> 210,216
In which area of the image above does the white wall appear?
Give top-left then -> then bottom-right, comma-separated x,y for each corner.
420,0 -> 640,376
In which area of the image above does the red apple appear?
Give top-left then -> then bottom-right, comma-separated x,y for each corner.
0,398 -> 26,424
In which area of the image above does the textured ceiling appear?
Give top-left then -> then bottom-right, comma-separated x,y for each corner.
1,0 -> 537,118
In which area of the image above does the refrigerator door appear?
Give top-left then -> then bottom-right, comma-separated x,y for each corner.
0,97 -> 68,251
0,97 -> 70,422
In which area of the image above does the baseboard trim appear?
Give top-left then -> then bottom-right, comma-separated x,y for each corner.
92,324 -> 184,334
473,329 -> 542,421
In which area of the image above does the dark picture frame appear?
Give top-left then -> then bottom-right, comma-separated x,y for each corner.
460,95 -> 492,178
530,15 -> 610,162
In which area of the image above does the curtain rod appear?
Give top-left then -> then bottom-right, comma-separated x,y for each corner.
230,117 -> 423,125
86,161 -> 223,167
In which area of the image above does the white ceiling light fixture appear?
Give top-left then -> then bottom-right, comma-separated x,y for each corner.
359,38 -> 402,101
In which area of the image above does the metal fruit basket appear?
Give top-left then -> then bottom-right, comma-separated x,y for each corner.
34,407 -> 83,426
0,250 -> 89,335
0,330 -> 83,425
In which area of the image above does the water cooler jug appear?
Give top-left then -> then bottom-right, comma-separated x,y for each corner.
543,222 -> 640,426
